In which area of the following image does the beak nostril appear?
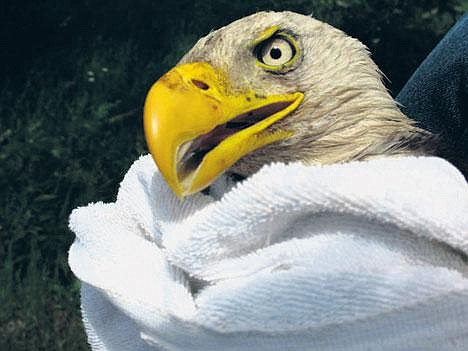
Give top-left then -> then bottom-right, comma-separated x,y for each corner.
192,79 -> 210,90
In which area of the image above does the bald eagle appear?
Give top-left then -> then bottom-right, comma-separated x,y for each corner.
69,12 -> 468,349
144,11 -> 440,197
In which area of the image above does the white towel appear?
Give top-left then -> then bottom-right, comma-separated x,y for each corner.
68,155 -> 468,351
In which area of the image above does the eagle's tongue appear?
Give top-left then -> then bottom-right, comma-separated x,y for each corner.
177,101 -> 293,178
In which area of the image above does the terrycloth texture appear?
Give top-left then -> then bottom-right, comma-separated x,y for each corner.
69,155 -> 468,351
396,13 -> 468,161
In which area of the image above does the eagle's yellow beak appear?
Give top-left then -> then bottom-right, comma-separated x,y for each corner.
144,62 -> 303,197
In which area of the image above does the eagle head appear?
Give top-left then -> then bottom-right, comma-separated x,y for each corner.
144,11 -> 432,197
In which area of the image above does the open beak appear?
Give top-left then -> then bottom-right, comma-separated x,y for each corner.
144,62 -> 303,197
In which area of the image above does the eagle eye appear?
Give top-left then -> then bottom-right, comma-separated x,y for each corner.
254,33 -> 299,70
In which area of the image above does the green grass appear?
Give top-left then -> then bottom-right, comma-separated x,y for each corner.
0,39 -> 187,350
0,247 -> 85,350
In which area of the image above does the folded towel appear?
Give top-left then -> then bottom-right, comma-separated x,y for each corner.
68,155 -> 468,351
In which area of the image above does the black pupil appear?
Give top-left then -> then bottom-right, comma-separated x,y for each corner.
270,47 -> 282,59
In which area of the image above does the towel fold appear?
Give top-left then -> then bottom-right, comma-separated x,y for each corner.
69,155 -> 468,350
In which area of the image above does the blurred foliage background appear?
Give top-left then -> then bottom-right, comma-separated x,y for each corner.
0,0 -> 467,349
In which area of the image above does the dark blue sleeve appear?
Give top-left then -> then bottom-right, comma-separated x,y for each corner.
396,13 -> 468,159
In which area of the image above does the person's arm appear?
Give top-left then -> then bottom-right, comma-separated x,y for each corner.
396,13 -> 468,174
